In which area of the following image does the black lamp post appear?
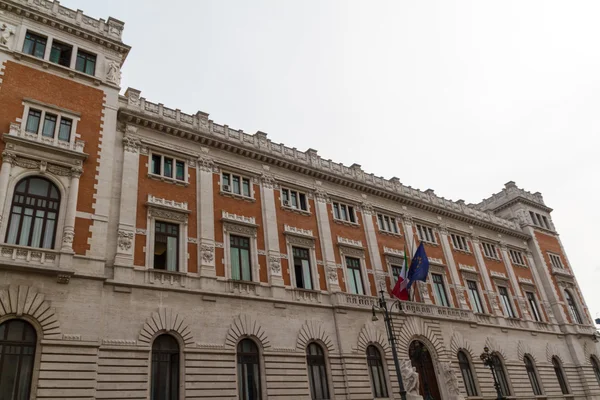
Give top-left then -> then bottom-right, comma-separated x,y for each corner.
372,289 -> 407,400
480,346 -> 504,400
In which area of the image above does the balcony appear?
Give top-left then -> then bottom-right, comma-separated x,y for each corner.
0,244 -> 59,267
400,301 -> 474,322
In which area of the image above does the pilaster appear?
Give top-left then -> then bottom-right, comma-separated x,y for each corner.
0,151 -> 15,232
197,149 -> 216,280
438,225 -> 469,309
499,244 -> 529,320
313,183 -> 341,292
470,236 -> 502,316
525,251 -> 557,324
402,216 -> 431,304
360,199 -> 386,291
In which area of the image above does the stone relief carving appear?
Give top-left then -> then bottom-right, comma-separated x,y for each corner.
339,246 -> 364,258
201,245 -> 214,263
441,361 -> 461,396
106,60 -> 121,85
314,187 -> 329,203
260,172 -> 276,189
123,135 -> 141,153
287,235 -> 314,248
326,265 -> 338,283
223,222 -> 257,237
0,23 -> 15,47
62,230 -> 74,245
117,230 -> 134,251
269,257 -> 281,274
400,360 -> 419,394
149,208 -> 188,224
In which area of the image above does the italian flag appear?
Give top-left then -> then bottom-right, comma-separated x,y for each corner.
391,246 -> 410,300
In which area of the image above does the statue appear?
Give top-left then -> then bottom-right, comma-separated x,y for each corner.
106,61 -> 121,85
400,360 -> 419,394
441,361 -> 464,399
0,23 -> 14,46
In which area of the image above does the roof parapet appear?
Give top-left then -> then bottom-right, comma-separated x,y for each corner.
476,181 -> 548,212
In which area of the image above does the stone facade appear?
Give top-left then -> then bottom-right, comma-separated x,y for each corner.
0,1 -> 599,399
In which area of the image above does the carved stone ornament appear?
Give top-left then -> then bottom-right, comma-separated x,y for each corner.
117,230 -> 134,251
149,208 -> 188,224
327,265 -> 338,283
201,245 -> 215,263
269,257 -> 281,274
314,187 -> 329,203
339,246 -> 364,258
1,151 -> 16,165
360,201 -> 374,215
62,230 -> 74,245
400,360 -> 419,394
260,172 -> 276,189
441,361 -> 461,396
0,23 -> 15,47
198,155 -> 215,173
123,135 -> 141,153
287,235 -> 315,248
106,60 -> 122,85
224,222 -> 257,237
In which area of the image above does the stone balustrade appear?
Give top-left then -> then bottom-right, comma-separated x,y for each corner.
0,244 -> 58,267
9,122 -> 86,153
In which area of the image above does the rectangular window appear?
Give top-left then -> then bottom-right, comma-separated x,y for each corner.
41,114 -> 57,138
26,109 -> 41,133
467,280 -> 484,313
332,202 -> 356,224
153,221 -> 179,271
175,161 -> 185,181
416,224 -> 436,243
482,242 -> 499,259
432,273 -> 450,307
151,154 -> 186,182
498,286 -> 516,318
526,292 -> 542,322
346,257 -> 364,295
22,31 -> 47,58
530,211 -> 551,229
221,172 -> 252,197
509,249 -> 526,266
292,247 -> 312,290
75,49 -> 96,75
58,117 -> 72,141
377,213 -> 399,234
163,158 -> 173,178
49,40 -> 72,67
450,233 -> 469,251
151,154 -> 162,175
281,188 -> 308,211
549,253 -> 564,269
230,235 -> 252,281
391,265 -> 402,284
541,216 -> 550,229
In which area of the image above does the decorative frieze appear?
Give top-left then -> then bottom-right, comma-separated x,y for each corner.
147,195 -> 188,212
383,246 -> 404,257
117,230 -> 134,252
200,245 -> 215,263
459,264 -> 477,273
337,236 -> 363,248
490,271 -> 509,280
148,208 -> 188,224
283,225 -> 314,237
222,211 -> 256,225
428,257 -> 444,265
518,277 -> 534,286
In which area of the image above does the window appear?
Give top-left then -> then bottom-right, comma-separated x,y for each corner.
481,242 -> 498,259
25,109 -> 41,133
332,202 -> 356,224
377,213 -> 399,234
391,265 -> 402,284
150,335 -> 179,400
416,224 -> 436,243
222,172 -> 252,197
281,188 -> 308,212
366,345 -> 388,398
509,249 -> 526,266
565,290 -> 583,324
151,154 -> 186,182
467,280 -> 484,314
552,357 -> 570,394
231,235 -> 252,281
432,273 -> 450,307
22,31 -> 46,58
49,40 -> 72,67
306,343 -> 330,400
526,292 -> 542,322
498,286 -> 516,318
524,355 -> 542,395
492,354 -> 511,397
548,253 -> 564,269
529,211 -> 551,229
25,107 -> 72,141
58,118 -> 72,142
591,356 -> 600,386
237,339 -> 262,400
450,233 -> 469,252
6,177 -> 60,249
345,257 -> 364,295
457,351 -> 478,397
75,49 -> 96,75
0,320 -> 36,400
293,247 -> 313,290
41,113 -> 57,138
153,222 -> 179,271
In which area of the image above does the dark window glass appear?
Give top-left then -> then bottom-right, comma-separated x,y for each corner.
346,257 -> 364,295
153,221 -> 178,271
333,203 -> 340,220
231,235 -> 251,281
163,158 -> 173,178
377,214 -> 384,230
306,343 -> 330,400
591,357 -> 600,386
348,206 -> 356,223
492,354 -> 511,396
281,189 -> 289,203
25,109 -> 41,133
458,351 -> 478,396
0,320 -> 36,400
151,155 -> 162,175
242,178 -> 251,197
299,193 -> 307,211
565,290 -> 583,324
75,50 -> 96,75
22,31 -> 46,58
150,334 -> 179,400
524,355 -> 542,395
49,40 -> 72,67
432,273 -> 450,307
175,161 -> 185,181
499,287 -> 516,318
58,118 -> 72,142
41,113 -> 57,138
293,247 -> 312,290
526,292 -> 542,322
237,339 -> 261,400
222,173 -> 231,188
6,177 -> 60,249
553,357 -> 570,394
366,345 -> 388,398
391,265 -> 402,284
290,191 -> 298,208
467,280 -> 484,313
232,175 -> 241,194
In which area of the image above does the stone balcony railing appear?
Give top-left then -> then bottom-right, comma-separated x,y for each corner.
400,301 -> 474,322
0,244 -> 59,267
9,122 -> 85,153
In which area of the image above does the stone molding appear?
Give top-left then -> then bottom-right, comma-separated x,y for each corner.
517,340 -> 538,363
138,308 -> 194,347
0,285 -> 61,339
449,330 -> 474,359
296,321 -> 336,353
355,323 -> 390,357
396,317 -> 445,360
225,315 -> 270,350
546,342 -> 564,364
283,225 -> 314,238
484,336 -> 508,361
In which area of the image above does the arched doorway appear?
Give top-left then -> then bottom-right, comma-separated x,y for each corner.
409,340 -> 441,400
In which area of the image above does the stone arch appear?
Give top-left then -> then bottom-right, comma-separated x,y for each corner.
0,285 -> 61,339
517,340 -> 538,363
450,330 -> 474,359
225,314 -> 270,350
356,323 -> 390,357
138,308 -> 193,347
546,342 -> 565,364
583,341 -> 600,365
484,336 -> 508,361
296,320 -> 335,353
397,317 -> 445,360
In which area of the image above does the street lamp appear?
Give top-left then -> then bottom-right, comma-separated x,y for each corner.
480,346 -> 504,400
372,288 -> 407,400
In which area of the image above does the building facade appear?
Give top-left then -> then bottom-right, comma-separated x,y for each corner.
0,1 -> 599,399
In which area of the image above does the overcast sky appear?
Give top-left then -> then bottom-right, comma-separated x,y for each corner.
70,0 -> 600,320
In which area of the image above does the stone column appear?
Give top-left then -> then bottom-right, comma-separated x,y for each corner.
360,199 -> 386,292
401,216 -> 431,303
499,244 -> 530,320
0,151 -> 15,232
197,150 -> 217,281
60,166 -> 83,253
438,225 -> 469,309
525,251 -> 557,324
470,236 -> 502,316
313,183 -> 341,292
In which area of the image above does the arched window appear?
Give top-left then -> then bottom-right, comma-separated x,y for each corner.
5,177 -> 60,249
552,357 -> 570,394
0,319 -> 37,400
237,339 -> 262,400
457,350 -> 478,396
306,343 -> 330,400
524,355 -> 542,395
591,356 -> 600,386
565,290 -> 583,324
366,345 -> 388,398
150,334 -> 179,400
491,354 -> 511,397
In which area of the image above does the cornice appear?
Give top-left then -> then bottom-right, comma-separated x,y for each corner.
117,91 -> 531,241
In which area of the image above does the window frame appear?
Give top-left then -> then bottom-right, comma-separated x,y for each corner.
237,338 -> 264,400
49,39 -> 73,67
548,253 -> 564,270
431,273 -> 450,307
223,225 -> 260,284
481,242 -> 499,260
292,246 -> 315,290
230,234 -> 253,282
22,30 -> 47,59
75,48 -> 97,76
498,286 -> 516,318
332,201 -> 357,224
305,342 -> 331,400
150,334 -> 181,400
525,291 -> 543,322
149,151 -> 188,183
19,101 -> 80,148
466,279 -> 485,314
391,264 -> 403,285
376,212 -> 400,235
366,345 -> 389,398
152,221 -> 180,272
552,357 -> 570,394
508,249 -> 526,266
281,187 -> 310,213
565,289 -> 583,324
221,171 -> 253,199
450,233 -> 470,252
491,353 -> 512,397
457,350 -> 478,397
524,354 -> 543,396
415,224 -> 436,244
146,212 -> 188,273
591,356 -> 600,386
0,319 -> 38,400
344,256 -> 366,295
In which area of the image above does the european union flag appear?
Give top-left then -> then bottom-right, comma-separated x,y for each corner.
407,242 -> 429,288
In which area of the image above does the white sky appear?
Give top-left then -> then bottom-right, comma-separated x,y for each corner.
70,0 -> 600,321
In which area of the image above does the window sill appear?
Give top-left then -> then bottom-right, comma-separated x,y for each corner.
220,190 -> 255,202
148,173 -> 189,187
150,268 -> 186,276
333,218 -> 360,228
378,230 -> 402,238
281,205 -> 311,216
